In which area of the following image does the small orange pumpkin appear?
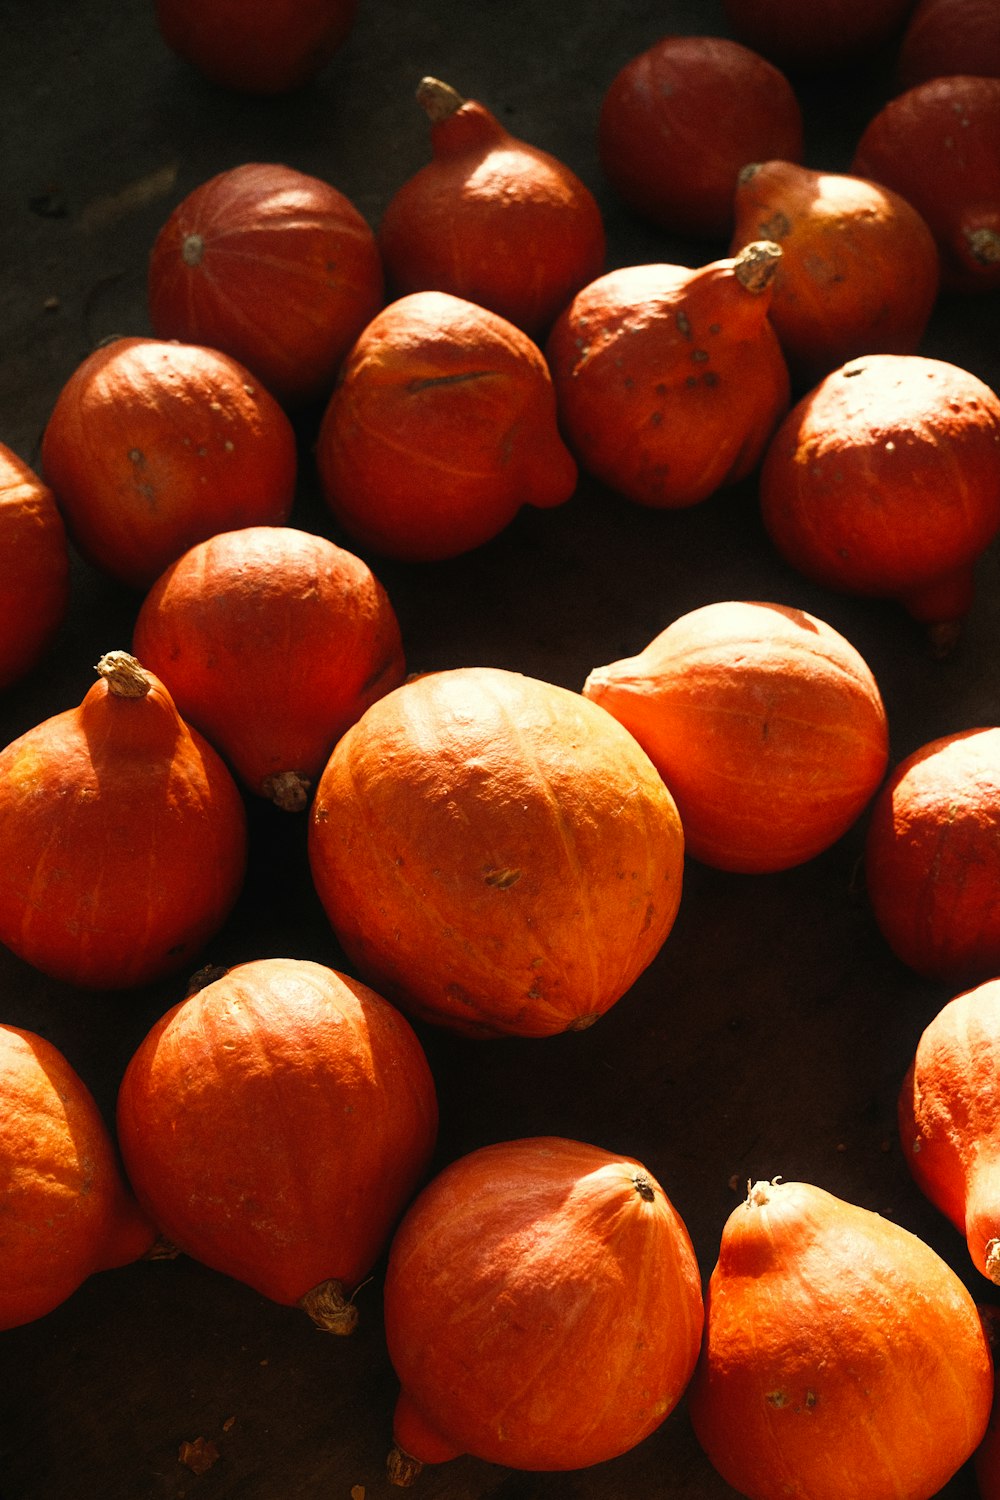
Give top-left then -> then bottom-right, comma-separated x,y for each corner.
865,728 -> 1000,985
314,291 -> 577,561
687,1177 -> 994,1500
898,977 -> 1000,1286
308,666 -> 685,1037
153,0 -> 358,94
545,241 -> 790,508
598,34 -> 804,239
0,651 -> 247,989
722,0 -> 917,70
583,600 -> 889,874
132,526 -> 406,810
383,1136 -> 704,1482
759,353 -> 1000,651
0,1024 -> 157,1330
976,1304 -> 1000,1498
40,336 -> 297,590
377,77 -> 606,338
116,957 -> 438,1331
148,162 -> 384,407
730,159 -> 940,384
896,0 -> 1000,86
0,442 -> 69,691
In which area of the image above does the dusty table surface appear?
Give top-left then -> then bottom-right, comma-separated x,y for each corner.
3,2 -> 1000,1498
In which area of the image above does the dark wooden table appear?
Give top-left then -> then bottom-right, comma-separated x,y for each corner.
2,2 -> 1000,1497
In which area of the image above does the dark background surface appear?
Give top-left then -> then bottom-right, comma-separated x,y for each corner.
2,2 -> 1000,1497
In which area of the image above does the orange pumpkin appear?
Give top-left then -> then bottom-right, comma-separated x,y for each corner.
0,1024 -> 157,1330
851,75 -> 1000,293
865,728 -> 1000,985
148,162 -> 384,407
722,0 -> 917,70
0,442 -> 69,691
132,526 -> 406,810
314,291 -> 577,561
383,1136 -> 704,1481
598,34 -> 804,239
377,77 -> 606,338
153,0 -> 358,94
0,651 -> 247,989
583,600 -> 889,874
687,1177 -> 994,1500
40,336 -> 296,590
545,242 -> 790,508
759,353 -> 1000,652
116,957 -> 438,1330
897,0 -> 1000,86
976,1304 -> 1000,1498
308,666 -> 685,1037
730,159 -> 940,384
899,977 -> 1000,1286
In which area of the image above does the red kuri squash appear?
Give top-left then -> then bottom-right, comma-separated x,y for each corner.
0,442 -> 70,691
154,0 -> 358,94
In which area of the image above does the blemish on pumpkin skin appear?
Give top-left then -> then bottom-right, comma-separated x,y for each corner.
484,866 -> 521,889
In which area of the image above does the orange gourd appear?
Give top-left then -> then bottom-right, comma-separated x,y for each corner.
383,1136 -> 704,1482
116,957 -> 438,1331
898,977 -> 1000,1286
0,1024 -> 157,1330
314,291 -> 577,561
865,728 -> 1000,985
687,1177 -> 994,1500
377,77 -> 606,338
308,666 -> 685,1038
0,651 -> 247,990
722,0 -> 917,70
0,442 -> 69,691
154,0 -> 358,94
730,159 -> 940,384
759,353 -> 1000,652
545,241 -> 790,509
40,336 -> 296,590
148,162 -> 384,407
897,0 -> 1000,85
598,34 -> 804,239
132,526 -> 406,810
851,75 -> 1000,293
583,600 -> 889,874
976,1304 -> 1000,1498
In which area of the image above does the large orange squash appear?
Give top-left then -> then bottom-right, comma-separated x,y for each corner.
687,1177 -> 994,1500
899,977 -> 1000,1286
0,442 -> 69,691
383,1136 -> 704,1482
545,242 -> 790,508
865,728 -> 1000,985
133,526 -> 406,810
0,651 -> 247,989
308,666 -> 685,1037
0,1024 -> 157,1331
116,957 -> 438,1331
583,600 -> 889,874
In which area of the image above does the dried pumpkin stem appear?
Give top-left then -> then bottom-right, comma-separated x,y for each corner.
96,650 -> 152,698
966,226 -> 1000,267
299,1277 -> 359,1335
386,1444 -> 424,1488
733,240 -> 782,294
416,76 -> 465,123
262,770 -> 311,813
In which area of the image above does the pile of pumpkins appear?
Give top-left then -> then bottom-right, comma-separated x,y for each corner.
2,0 -> 1000,1495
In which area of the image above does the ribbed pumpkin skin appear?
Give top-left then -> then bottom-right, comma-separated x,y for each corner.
687,1178 -> 994,1500
39,337 -> 297,590
583,600 -> 889,874
148,163 -> 384,407
308,666 -> 685,1038
0,654 -> 247,989
132,526 -> 406,807
0,1025 -> 156,1330
116,957 -> 438,1310
865,728 -> 1000,985
384,1136 -> 704,1475
0,443 -> 69,691
545,244 -> 790,509
898,978 -> 1000,1283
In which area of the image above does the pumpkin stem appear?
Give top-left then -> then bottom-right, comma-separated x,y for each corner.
966,226 -> 1000,268
733,240 -> 782,294
416,76 -> 465,123
144,1234 -> 181,1261
387,1444 -> 423,1487
262,769 -> 312,813
96,650 -> 153,698
985,1238 -> 1000,1284
299,1277 -> 359,1335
